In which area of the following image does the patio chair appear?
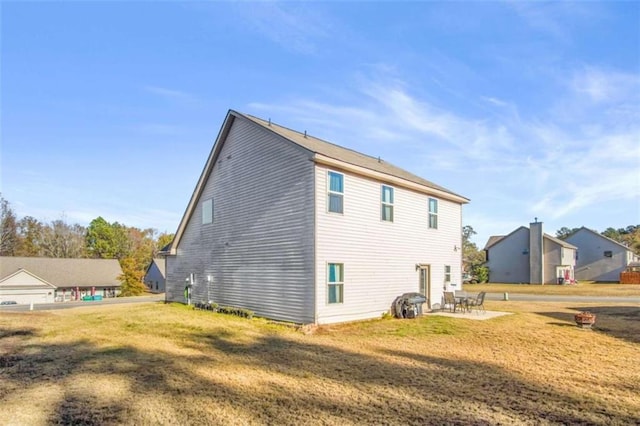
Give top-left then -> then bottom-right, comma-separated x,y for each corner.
443,291 -> 465,313
467,292 -> 486,313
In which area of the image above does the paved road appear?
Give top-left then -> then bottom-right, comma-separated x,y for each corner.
0,294 -> 165,312
485,292 -> 640,304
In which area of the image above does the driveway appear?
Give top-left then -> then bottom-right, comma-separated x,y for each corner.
0,294 -> 165,312
485,293 -> 640,304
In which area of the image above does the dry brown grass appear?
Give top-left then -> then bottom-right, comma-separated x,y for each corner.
1,301 -> 639,425
464,281 -> 640,296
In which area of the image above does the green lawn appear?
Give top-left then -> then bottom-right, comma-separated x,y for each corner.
1,301 -> 639,425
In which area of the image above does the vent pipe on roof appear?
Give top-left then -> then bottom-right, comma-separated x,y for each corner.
304,130 -> 307,138
268,118 -> 271,126
378,156 -> 381,163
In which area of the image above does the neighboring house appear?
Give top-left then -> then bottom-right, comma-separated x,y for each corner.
0,257 -> 122,304
484,221 -> 577,284
144,258 -> 166,293
164,110 -> 469,324
564,227 -> 640,282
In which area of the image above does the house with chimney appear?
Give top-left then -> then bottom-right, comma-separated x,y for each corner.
484,220 -> 577,284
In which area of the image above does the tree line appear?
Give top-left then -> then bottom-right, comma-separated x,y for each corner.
0,195 -> 174,296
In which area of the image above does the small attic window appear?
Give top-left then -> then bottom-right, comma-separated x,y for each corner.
604,251 -> 613,258
202,198 -> 213,224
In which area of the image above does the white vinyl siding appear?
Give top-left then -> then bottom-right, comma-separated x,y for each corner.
315,165 -> 462,324
381,185 -> 394,222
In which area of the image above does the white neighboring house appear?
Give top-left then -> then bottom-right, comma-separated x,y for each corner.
564,227 -> 640,282
484,221 -> 577,284
164,110 -> 469,324
144,258 -> 166,293
0,257 -> 122,304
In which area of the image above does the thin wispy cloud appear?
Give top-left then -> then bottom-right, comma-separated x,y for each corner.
238,2 -> 332,54
249,66 -> 639,233
570,67 -> 640,105
144,86 -> 197,103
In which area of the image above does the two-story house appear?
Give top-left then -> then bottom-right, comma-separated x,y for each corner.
565,227 -> 640,282
484,221 -> 577,284
144,258 -> 166,293
164,110 -> 469,324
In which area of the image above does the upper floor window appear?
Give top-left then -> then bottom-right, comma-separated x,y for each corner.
202,198 -> 213,224
428,198 -> 438,229
444,265 -> 451,282
328,171 -> 344,214
327,263 -> 344,304
381,185 -> 394,222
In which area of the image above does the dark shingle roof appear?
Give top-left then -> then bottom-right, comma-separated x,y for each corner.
242,113 -> 468,201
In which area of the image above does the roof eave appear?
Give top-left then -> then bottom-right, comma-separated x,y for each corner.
313,154 -> 470,204
169,110 -> 238,254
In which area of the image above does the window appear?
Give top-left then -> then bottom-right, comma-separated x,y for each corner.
381,185 -> 394,222
604,251 -> 613,258
202,198 -> 213,224
328,171 -> 344,213
327,263 -> 344,304
428,198 -> 438,229
444,265 -> 451,283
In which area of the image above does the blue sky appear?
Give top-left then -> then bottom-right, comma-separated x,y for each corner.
2,1 -> 639,246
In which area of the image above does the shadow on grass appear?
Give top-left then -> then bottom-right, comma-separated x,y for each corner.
1,319 -> 638,425
535,305 -> 640,344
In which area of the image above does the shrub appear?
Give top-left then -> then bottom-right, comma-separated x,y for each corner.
474,266 -> 489,283
218,306 -> 254,319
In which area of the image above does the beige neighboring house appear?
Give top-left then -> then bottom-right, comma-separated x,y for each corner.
484,221 -> 577,284
564,227 -> 640,282
0,257 -> 122,304
144,258 -> 166,293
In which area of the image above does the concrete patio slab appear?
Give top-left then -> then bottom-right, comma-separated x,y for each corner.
425,310 -> 512,320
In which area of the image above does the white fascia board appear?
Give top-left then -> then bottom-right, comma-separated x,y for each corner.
313,154 -> 470,205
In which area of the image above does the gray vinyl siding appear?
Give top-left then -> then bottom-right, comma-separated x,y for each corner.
485,228 -> 530,283
166,117 -> 315,323
543,240 -> 575,284
566,229 -> 629,282
144,262 -> 165,293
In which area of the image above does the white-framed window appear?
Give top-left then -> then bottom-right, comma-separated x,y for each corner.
327,263 -> 344,304
328,171 -> 344,214
202,198 -> 213,224
428,198 -> 438,229
444,265 -> 451,283
381,185 -> 394,222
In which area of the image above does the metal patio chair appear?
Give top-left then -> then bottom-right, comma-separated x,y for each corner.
443,291 -> 465,313
467,291 -> 486,313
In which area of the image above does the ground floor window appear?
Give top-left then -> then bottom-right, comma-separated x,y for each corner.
327,263 -> 344,304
